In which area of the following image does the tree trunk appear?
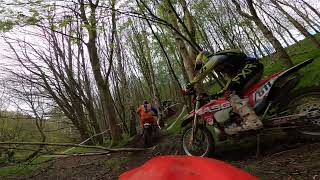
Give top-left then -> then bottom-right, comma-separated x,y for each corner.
271,0 -> 320,49
301,0 -> 320,19
166,0 -> 204,92
79,0 -> 122,144
179,0 -> 198,58
115,23 -> 130,135
281,1 -> 320,32
129,106 -> 137,136
232,0 -> 293,67
257,5 -> 299,44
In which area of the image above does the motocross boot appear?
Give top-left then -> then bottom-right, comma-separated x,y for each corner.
224,94 -> 263,135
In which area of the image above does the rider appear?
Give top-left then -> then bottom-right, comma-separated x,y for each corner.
136,100 -> 158,128
186,49 -> 264,135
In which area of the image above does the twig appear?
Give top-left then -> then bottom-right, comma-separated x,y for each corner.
0,142 -> 146,152
62,129 -> 110,154
43,151 -> 111,158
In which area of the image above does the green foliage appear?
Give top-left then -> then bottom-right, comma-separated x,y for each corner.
59,16 -> 72,28
114,134 -> 130,148
0,164 -> 35,177
0,111 -> 80,143
0,0 -> 45,32
0,156 -> 50,177
243,165 -> 255,174
0,20 -> 15,32
81,23 -> 96,33
0,111 -> 80,165
165,110 -> 188,135
104,157 -> 129,169
104,134 -> 131,148
262,33 -> 320,88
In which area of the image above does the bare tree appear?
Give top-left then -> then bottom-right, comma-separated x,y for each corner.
77,0 -> 122,144
231,0 -> 293,67
271,0 -> 320,49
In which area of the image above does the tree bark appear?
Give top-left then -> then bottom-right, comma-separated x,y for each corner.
129,106 -> 137,136
279,1 -> 320,32
78,0 -> 122,144
231,0 -> 293,67
165,0 -> 204,92
300,0 -> 320,19
271,0 -> 320,49
257,5 -> 299,44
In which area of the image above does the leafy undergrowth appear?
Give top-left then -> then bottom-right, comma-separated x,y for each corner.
0,133 -> 135,177
0,156 -> 51,177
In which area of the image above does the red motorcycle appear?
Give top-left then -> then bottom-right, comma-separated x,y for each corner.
180,59 -> 320,157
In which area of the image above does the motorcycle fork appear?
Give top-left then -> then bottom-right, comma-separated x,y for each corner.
191,96 -> 201,143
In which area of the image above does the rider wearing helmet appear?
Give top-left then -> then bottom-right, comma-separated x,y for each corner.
187,49 -> 264,134
136,100 -> 158,128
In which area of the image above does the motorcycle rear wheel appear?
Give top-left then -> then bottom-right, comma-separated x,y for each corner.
181,125 -> 214,157
282,86 -> 320,138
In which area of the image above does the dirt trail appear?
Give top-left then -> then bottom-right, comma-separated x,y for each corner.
9,134 -> 320,180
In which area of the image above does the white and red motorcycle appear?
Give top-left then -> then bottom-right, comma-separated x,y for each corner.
180,59 -> 320,157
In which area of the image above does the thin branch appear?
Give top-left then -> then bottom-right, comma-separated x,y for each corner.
0,142 -> 146,152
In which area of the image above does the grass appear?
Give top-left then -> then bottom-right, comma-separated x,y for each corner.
0,164 -> 35,177
0,156 -> 51,177
243,165 -> 255,174
0,112 -> 80,144
0,111 -> 82,176
102,133 -> 131,148
104,157 -> 130,169
165,108 -> 188,135
261,34 -> 320,88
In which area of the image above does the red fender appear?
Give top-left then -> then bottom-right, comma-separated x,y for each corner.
120,156 -> 257,180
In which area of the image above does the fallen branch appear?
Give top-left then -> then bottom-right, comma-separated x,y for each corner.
62,129 -> 110,154
43,151 -> 111,158
0,142 -> 146,152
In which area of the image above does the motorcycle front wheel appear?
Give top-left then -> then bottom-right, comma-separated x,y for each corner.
143,128 -> 153,147
181,125 -> 214,157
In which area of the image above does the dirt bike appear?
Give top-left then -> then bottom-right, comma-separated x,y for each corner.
142,120 -> 160,147
142,122 -> 153,147
180,59 -> 320,157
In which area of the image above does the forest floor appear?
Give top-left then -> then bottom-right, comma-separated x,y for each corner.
5,133 -> 320,180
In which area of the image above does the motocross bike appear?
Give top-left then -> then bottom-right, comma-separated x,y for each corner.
142,121 -> 160,147
142,122 -> 153,147
180,58 -> 320,157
